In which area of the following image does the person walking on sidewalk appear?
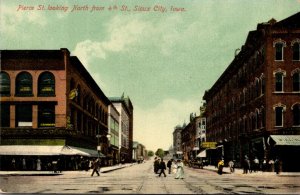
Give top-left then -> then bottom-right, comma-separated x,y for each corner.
91,158 -> 101,177
175,159 -> 184,179
167,159 -> 173,174
228,160 -> 235,173
158,159 -> 167,177
243,155 -> 250,174
217,159 -> 224,175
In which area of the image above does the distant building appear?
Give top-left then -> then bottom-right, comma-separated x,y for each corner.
173,125 -> 183,159
203,13 -> 300,171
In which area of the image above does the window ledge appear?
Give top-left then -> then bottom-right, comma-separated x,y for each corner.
38,94 -> 56,97
274,126 -> 284,128
275,60 -> 284,62
273,91 -> 300,94
15,94 -> 34,97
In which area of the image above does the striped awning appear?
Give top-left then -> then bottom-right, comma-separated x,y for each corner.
270,135 -> 300,146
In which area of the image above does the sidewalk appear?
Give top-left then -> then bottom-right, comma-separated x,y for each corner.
0,163 -> 134,176
201,165 -> 300,176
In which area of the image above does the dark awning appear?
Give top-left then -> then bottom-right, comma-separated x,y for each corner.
270,135 -> 300,146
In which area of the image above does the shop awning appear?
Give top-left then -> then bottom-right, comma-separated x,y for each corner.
0,145 -> 105,157
197,149 -> 206,158
270,135 -> 300,146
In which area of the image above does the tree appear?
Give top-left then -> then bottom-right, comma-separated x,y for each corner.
155,148 -> 164,158
147,150 -> 154,157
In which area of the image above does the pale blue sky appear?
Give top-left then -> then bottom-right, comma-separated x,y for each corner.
1,0 -> 300,151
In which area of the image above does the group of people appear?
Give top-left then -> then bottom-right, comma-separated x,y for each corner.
243,156 -> 281,174
153,157 -> 184,179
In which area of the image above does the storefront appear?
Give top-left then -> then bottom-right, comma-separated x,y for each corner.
268,135 -> 300,172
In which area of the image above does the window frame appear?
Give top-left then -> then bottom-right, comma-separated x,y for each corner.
0,71 -> 11,96
275,107 -> 284,127
292,41 -> 300,61
15,72 -> 33,97
38,72 -> 55,96
292,104 -> 300,126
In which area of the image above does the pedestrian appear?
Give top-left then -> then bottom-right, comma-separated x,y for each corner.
11,158 -> 16,170
262,158 -> 267,172
22,158 -> 27,170
167,159 -> 173,174
158,159 -> 167,177
175,159 -> 184,179
154,158 -> 160,174
91,158 -> 101,177
217,159 -> 224,175
36,158 -> 42,171
243,155 -> 250,174
228,160 -> 235,173
253,157 -> 259,172
274,157 -> 280,175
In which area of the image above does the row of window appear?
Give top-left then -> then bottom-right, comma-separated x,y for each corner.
69,79 -> 108,124
0,104 -> 55,128
274,69 -> 300,92
0,71 -> 55,96
274,39 -> 300,61
207,104 -> 300,139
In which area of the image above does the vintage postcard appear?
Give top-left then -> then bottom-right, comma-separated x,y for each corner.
1,0 -> 300,194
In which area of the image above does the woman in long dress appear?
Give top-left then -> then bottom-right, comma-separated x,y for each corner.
175,159 -> 184,179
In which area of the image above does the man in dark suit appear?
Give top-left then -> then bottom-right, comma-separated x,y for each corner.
158,159 -> 167,177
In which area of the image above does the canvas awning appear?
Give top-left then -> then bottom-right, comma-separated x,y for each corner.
270,135 -> 300,146
0,145 -> 105,157
197,149 -> 207,158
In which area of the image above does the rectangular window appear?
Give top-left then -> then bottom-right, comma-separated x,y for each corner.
275,43 -> 284,61
275,107 -> 283,127
16,104 -> 32,127
38,104 -> 55,127
0,104 -> 10,127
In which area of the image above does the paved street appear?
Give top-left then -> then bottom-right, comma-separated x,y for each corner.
1,160 -> 300,194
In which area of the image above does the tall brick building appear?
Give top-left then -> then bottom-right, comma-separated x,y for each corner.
203,13 -> 300,171
0,49 -> 111,170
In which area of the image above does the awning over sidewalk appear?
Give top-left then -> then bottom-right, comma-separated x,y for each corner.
270,135 -> 300,146
197,149 -> 206,158
0,145 -> 105,157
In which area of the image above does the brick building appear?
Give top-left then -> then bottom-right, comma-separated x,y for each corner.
203,13 -> 300,171
0,49 -> 111,170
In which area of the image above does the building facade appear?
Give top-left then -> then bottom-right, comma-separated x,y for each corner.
173,125 -> 183,159
203,13 -> 300,171
108,104 -> 120,165
110,95 -> 134,163
0,49 -> 111,170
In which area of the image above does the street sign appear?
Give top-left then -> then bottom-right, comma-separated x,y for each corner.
201,142 -> 217,148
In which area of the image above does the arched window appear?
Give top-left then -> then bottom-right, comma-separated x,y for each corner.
38,72 -> 55,96
275,107 -> 284,127
292,104 -> 300,126
16,72 -> 33,96
275,72 -> 284,92
292,72 -> 300,92
273,40 -> 286,61
0,72 -> 10,96
292,42 -> 300,61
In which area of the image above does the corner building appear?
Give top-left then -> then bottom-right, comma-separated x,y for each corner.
203,13 -> 300,171
0,49 -> 111,170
